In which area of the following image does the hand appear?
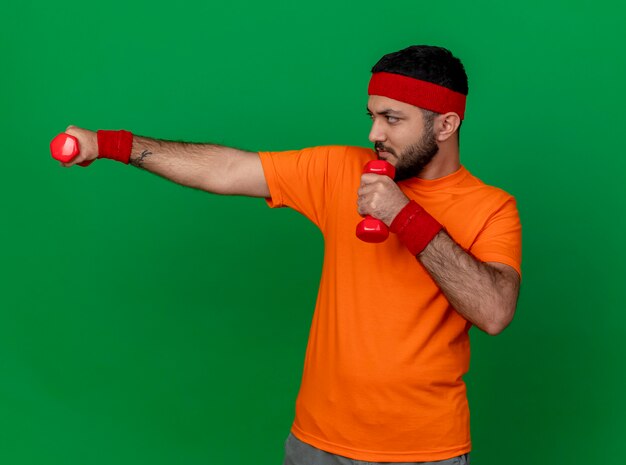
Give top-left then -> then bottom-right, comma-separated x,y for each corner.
59,125 -> 98,167
357,173 -> 410,226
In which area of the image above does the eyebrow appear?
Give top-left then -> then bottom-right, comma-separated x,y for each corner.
365,105 -> 405,116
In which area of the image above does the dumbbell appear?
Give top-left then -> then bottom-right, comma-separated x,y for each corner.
356,159 -> 396,243
50,133 -> 93,167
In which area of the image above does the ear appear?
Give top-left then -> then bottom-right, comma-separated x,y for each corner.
435,112 -> 461,142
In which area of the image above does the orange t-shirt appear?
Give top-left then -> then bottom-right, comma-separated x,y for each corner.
258,145 -> 522,462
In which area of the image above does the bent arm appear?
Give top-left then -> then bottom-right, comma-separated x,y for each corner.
129,135 -> 270,197
418,230 -> 521,336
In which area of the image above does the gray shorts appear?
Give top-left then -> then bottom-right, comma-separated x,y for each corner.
283,432 -> 470,465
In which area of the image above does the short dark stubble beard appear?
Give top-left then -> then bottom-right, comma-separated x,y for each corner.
391,114 -> 439,181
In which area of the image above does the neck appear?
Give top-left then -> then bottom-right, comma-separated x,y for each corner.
418,139 -> 460,180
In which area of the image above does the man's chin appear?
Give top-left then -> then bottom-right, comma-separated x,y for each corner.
394,164 -> 425,181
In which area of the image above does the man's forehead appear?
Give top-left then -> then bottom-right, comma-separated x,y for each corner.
367,95 -> 418,114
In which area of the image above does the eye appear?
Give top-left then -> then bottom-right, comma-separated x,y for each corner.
365,111 -> 373,119
386,116 -> 399,123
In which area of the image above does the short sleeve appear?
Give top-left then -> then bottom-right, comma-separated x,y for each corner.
469,196 -> 522,277
257,145 -> 345,229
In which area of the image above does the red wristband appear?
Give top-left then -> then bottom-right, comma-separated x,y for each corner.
390,200 -> 443,256
97,130 -> 134,164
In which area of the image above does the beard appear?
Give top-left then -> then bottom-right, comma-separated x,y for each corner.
375,126 -> 439,182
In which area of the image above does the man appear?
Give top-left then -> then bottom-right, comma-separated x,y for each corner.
58,45 -> 521,465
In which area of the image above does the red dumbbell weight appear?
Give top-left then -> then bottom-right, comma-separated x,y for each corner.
356,159 -> 396,243
50,133 -> 94,167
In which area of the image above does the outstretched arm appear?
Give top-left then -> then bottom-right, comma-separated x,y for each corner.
59,126 -> 270,198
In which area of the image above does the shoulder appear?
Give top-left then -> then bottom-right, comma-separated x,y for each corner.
460,167 -> 517,210
309,145 -> 375,163
259,144 -> 374,165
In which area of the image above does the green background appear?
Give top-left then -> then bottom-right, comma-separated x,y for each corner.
2,0 -> 625,463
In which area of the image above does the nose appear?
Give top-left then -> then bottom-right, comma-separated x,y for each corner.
368,119 -> 387,144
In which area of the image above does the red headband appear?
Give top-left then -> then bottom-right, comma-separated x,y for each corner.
368,72 -> 466,120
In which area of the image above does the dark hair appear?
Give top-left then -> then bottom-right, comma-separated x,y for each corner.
371,45 -> 468,138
